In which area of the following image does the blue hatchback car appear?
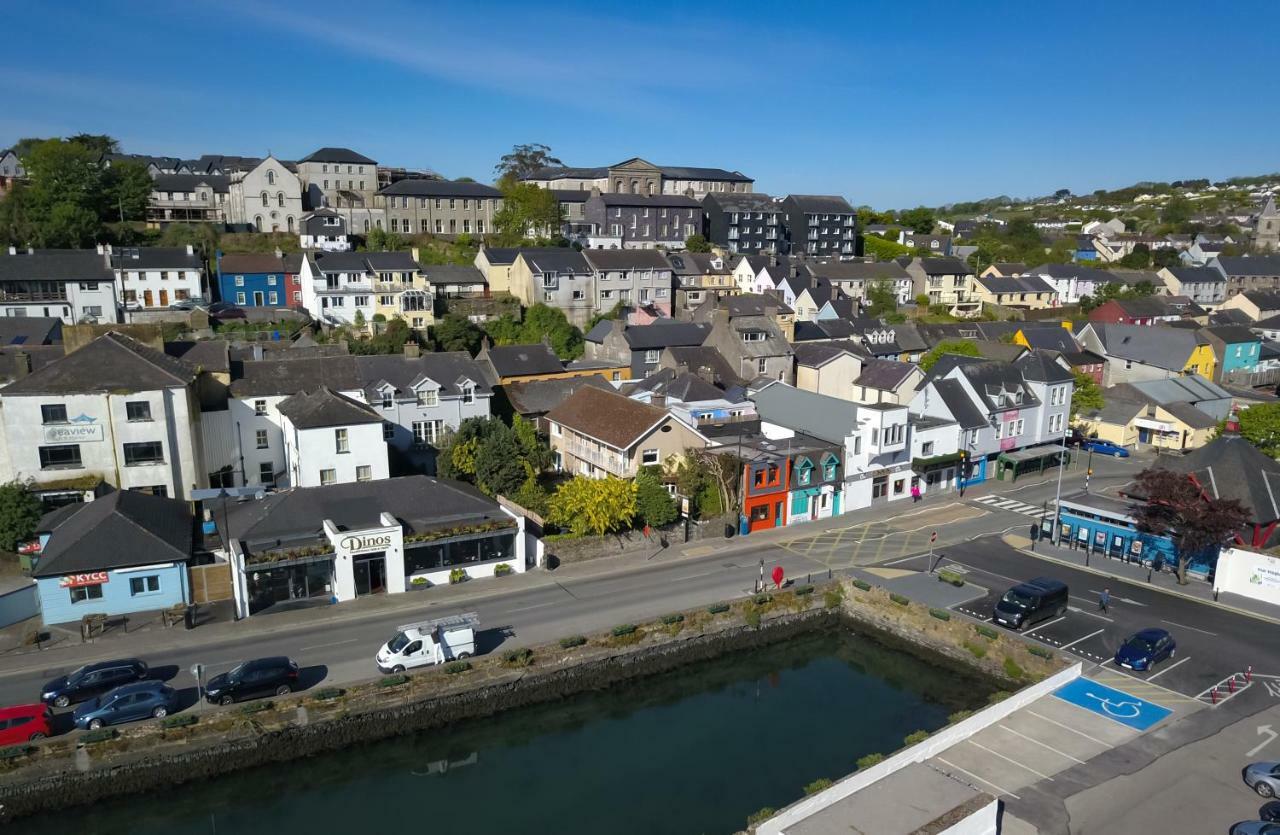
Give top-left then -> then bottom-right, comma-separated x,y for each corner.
1114,628 -> 1176,671
72,680 -> 177,731
1082,439 -> 1130,458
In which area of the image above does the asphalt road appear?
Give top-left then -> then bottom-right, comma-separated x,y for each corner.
895,537 -> 1280,701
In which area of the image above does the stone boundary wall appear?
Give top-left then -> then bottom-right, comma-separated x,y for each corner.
548,514 -> 735,565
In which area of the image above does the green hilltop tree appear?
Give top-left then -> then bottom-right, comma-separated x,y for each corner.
1071,371 -> 1105,418
0,482 -> 41,552
919,339 -> 981,371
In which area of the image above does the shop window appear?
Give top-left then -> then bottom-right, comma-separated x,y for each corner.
129,575 -> 160,596
750,505 -> 770,521
70,585 -> 104,603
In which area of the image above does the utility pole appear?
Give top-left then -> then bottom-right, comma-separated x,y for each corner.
1050,422 -> 1069,545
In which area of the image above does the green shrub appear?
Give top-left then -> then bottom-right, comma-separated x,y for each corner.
707,602 -> 731,615
501,648 -> 534,668
904,729 -> 930,746
161,714 -> 198,729
753,593 -> 772,605
660,613 -> 685,625
824,589 -> 844,609
964,641 -> 987,659
0,745 -> 33,760
1003,657 -> 1025,679
82,728 -> 117,745
937,570 -> 965,587
240,700 -> 274,715
493,562 -> 514,576
746,807 -> 777,827
852,579 -> 871,591
559,635 -> 587,649
947,709 -> 973,724
449,567 -> 468,585
1028,645 -> 1053,659
889,593 -> 910,606
987,690 -> 1012,705
794,585 -> 815,597
929,608 -> 951,621
378,674 -> 410,688
409,576 -> 430,587
744,609 -> 762,628
611,623 -> 637,637
974,624 -> 999,640
855,752 -> 885,770
443,660 -> 472,675
313,687 -> 344,701
803,777 -> 833,795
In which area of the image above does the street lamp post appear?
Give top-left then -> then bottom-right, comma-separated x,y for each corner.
1050,425 -> 1069,546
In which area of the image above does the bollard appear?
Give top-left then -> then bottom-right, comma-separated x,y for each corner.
1248,666 -> 1254,683
1147,568 -> 1152,583
1229,677 -> 1236,694
1211,687 -> 1218,705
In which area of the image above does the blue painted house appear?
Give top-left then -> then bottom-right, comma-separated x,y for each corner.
215,251 -> 304,308
1201,325 -> 1260,383
1075,235 -> 1098,262
1054,490 -> 1216,577
32,489 -> 194,625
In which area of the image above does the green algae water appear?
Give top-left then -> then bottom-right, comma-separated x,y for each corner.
11,629 -> 993,835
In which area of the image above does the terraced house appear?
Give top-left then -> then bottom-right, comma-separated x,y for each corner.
583,192 -> 703,250
379,179 -> 503,238
299,250 -> 431,331
521,157 -> 753,199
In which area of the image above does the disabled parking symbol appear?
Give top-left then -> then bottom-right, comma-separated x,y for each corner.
1053,677 -> 1172,731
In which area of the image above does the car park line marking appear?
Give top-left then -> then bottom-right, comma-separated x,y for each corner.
1023,616 -> 1067,635
996,724 -> 1086,764
1144,656 -> 1191,682
1159,619 -> 1217,637
935,757 -> 1021,801
1097,668 -> 1193,703
966,739 -> 1055,780
1067,605 -> 1113,623
1059,629 -> 1106,651
1026,710 -> 1109,746
1087,589 -> 1145,606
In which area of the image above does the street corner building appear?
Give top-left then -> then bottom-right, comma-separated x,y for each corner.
30,488 -> 197,624
213,475 -> 537,618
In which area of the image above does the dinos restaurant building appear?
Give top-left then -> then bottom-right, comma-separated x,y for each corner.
217,475 -> 538,618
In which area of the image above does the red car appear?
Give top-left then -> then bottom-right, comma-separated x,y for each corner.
0,703 -> 52,744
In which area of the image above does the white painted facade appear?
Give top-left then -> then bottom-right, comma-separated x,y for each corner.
298,257 -> 378,328
228,156 -> 304,233
279,415 -> 388,488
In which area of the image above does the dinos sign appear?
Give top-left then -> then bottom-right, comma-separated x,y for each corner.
340,533 -> 394,554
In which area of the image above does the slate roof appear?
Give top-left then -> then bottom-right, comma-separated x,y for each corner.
110,247 -> 203,271
749,383 -> 860,445
0,316 -> 61,346
663,346 -> 743,388
854,358 -> 918,390
219,253 -> 294,275
313,251 -> 422,273
224,476 -> 510,554
502,375 -> 613,417
622,321 -> 711,350
991,262 -> 1028,276
713,293 -> 794,317
1020,328 -> 1079,354
164,340 -> 230,374
354,352 -> 490,399
1158,435 -> 1280,524
793,341 -> 864,368
786,195 -> 855,214
33,489 -> 194,578
521,165 -> 607,180
665,252 -> 732,276
3,332 -> 196,396
230,356 -> 361,397
1084,323 -> 1200,370
517,249 -> 591,275
0,249 -> 113,283
546,385 -> 676,450
702,193 -> 783,213
804,261 -> 911,282
1165,266 -> 1226,285
1210,308 -> 1253,326
1215,255 -> 1280,277
378,179 -> 501,198
550,189 -> 590,203
1160,401 -> 1218,429
152,173 -> 231,193
930,378 -> 988,430
627,368 -> 725,403
422,264 -> 485,285
793,319 -> 862,341
1203,325 -> 1260,344
1241,291 -> 1280,311
975,274 -> 1055,294
582,249 -> 672,271
1015,349 -> 1074,384
919,257 -> 971,275
656,165 -> 752,182
479,247 -> 521,266
934,357 -> 1040,413
277,386 -> 382,429
598,193 -> 702,209
484,343 -> 564,377
973,341 -> 1028,363
299,147 -> 376,165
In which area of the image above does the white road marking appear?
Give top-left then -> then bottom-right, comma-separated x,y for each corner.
966,739 -> 1055,781
508,600 -> 558,613
1160,619 -> 1218,637
1145,656 -> 1191,682
1059,628 -> 1106,650
1024,616 -> 1066,635
996,724 -> 1086,764
1026,710 -> 1109,746
935,757 -> 1022,801
299,638 -> 359,652
1067,605 -> 1114,623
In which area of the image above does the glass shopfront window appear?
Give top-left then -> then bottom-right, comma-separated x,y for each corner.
403,532 -> 516,576
248,559 -> 333,615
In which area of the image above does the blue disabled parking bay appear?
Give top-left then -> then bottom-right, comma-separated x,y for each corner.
1052,676 -> 1172,731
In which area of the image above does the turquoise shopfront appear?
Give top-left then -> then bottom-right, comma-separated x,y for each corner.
1054,491 -> 1218,577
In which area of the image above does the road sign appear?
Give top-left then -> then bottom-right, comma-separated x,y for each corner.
930,531 -> 937,543
1053,677 -> 1171,731
189,663 -> 203,680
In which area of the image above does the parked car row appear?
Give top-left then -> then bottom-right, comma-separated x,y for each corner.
0,655 -> 302,742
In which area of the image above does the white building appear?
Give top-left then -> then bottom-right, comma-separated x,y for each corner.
0,247 -> 120,323
299,208 -> 350,251
110,244 -> 206,310
277,387 -> 389,488
0,332 -> 205,501
299,250 -> 425,328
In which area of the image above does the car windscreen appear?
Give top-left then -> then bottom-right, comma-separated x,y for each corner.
1001,590 -> 1035,609
1124,636 -> 1156,653
227,663 -> 247,682
66,665 -> 89,683
387,632 -> 411,653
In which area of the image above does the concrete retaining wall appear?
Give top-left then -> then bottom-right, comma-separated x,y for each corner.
757,661 -> 1082,834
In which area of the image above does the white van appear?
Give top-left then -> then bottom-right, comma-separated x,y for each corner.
376,612 -> 478,673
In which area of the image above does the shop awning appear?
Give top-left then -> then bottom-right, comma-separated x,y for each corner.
912,451 -> 965,470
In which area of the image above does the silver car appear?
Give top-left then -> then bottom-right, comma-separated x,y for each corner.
1245,762 -> 1280,797
1229,821 -> 1280,835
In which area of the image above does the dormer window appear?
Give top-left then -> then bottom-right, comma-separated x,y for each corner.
742,331 -> 766,343
461,384 -> 475,404
381,391 -> 394,409
542,272 -> 557,288
417,388 -> 439,407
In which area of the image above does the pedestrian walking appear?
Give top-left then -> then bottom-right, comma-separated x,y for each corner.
1098,587 -> 1110,614
910,483 -> 922,503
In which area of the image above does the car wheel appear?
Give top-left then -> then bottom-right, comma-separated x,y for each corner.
457,652 -> 473,659
1168,648 -> 1176,660
275,685 -> 292,697
219,695 -> 234,706
1258,782 -> 1276,798
88,719 -> 103,731
28,732 -> 45,741
53,695 -> 70,709
152,706 -> 168,719
391,665 -> 405,674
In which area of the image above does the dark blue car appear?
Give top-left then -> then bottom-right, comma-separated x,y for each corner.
1114,628 -> 1176,671
1082,439 -> 1130,458
72,680 -> 177,731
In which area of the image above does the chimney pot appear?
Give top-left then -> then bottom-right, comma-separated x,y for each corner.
403,341 -> 421,359
186,244 -> 195,255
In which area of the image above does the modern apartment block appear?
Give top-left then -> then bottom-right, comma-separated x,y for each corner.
702,193 -> 786,254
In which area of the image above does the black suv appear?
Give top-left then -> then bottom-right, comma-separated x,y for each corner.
41,659 -> 149,708
204,657 -> 299,705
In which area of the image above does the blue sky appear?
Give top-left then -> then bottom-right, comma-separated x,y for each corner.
5,0 -> 1278,208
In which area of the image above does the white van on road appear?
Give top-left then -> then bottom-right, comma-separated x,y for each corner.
376,612 -> 478,673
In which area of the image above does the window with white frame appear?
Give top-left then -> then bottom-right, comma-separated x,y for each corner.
461,384 -> 474,404
319,469 -> 336,486
417,388 -> 438,407
335,428 -> 349,453
641,448 -> 659,465
356,465 -> 372,482
255,429 -> 268,449
383,421 -> 395,441
254,400 -> 267,416
644,350 -> 660,364
412,420 -> 441,447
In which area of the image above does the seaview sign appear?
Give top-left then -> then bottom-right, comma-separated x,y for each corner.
339,533 -> 394,555
43,424 -> 104,443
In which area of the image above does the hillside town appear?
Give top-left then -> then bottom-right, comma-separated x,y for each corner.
5,133 -> 1280,834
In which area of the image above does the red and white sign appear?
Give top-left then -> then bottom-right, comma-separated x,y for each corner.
17,541 -> 41,555
59,572 -> 109,589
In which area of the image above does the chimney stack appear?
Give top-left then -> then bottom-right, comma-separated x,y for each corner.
252,344 -> 265,361
186,244 -> 195,255
13,351 -> 31,379
403,341 -> 421,359
651,393 -> 667,409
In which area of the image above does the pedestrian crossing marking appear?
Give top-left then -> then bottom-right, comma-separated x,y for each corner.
973,495 -> 1044,518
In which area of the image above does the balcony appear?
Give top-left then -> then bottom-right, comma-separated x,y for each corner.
562,438 -> 628,476
0,287 -> 68,302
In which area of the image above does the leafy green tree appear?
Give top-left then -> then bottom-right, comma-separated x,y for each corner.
914,293 -> 930,308
864,279 -> 898,318
1161,195 -> 1193,227
511,414 -> 553,473
510,475 -> 550,517
67,133 -> 120,156
1070,371 -> 1105,417
547,476 -> 637,537
0,183 -> 36,247
898,206 -> 936,234
474,428 -> 526,497
1132,467 -> 1249,584
1117,243 -> 1151,269
861,234 -> 913,259
42,202 -> 100,248
1227,402 -> 1280,458
635,468 -> 678,528
494,144 -> 563,179
493,177 -> 563,244
586,300 -> 626,332
0,482 -> 41,552
432,313 -> 485,354
22,138 -> 106,245
486,303 -> 583,359
919,339 -> 981,371
364,226 -> 405,251
684,233 -> 711,253
103,160 -> 153,222
345,316 -> 423,355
